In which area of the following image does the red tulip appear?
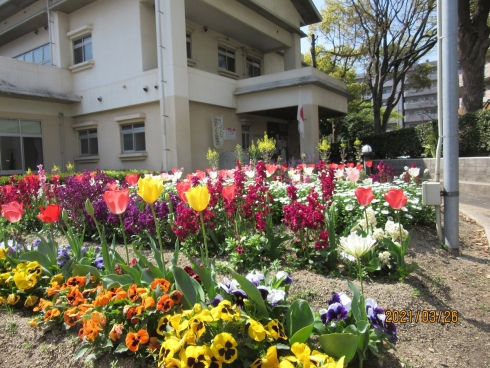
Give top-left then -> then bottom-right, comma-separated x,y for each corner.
195,170 -> 206,181
338,164 -> 345,170
219,170 -> 228,179
103,188 -> 130,215
329,163 -> 338,170
1,201 -> 24,223
265,164 -> 278,175
356,163 -> 363,170
355,187 -> 375,206
176,181 -> 191,203
51,175 -> 60,183
347,162 -> 354,168
107,182 -> 119,191
205,168 -> 212,174
384,189 -> 408,209
126,174 -> 139,186
37,204 -> 61,223
366,160 -> 373,168
222,185 -> 237,201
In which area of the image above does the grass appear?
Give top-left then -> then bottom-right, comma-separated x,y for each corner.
479,304 -> 490,312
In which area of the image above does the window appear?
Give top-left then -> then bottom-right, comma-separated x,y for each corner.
0,119 -> 43,173
74,35 -> 93,64
246,57 -> 261,78
186,33 -> 192,59
78,129 -> 98,156
218,46 -> 235,72
15,44 -> 51,65
121,123 -> 146,153
241,125 -> 250,150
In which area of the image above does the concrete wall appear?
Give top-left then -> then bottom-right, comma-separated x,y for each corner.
373,157 -> 490,183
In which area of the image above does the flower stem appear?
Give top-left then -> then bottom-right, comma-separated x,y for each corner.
200,212 -> 209,266
397,210 -> 402,243
358,259 -> 364,296
150,203 -> 166,274
119,214 -> 129,265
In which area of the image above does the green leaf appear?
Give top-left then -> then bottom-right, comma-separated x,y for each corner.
228,268 -> 268,319
133,248 -> 164,279
173,266 -> 205,309
356,320 -> 369,334
348,281 -> 362,322
72,264 -> 101,279
149,236 -> 165,272
60,258 -> 74,282
140,269 -> 156,284
114,343 -> 129,354
74,344 -> 90,361
102,274 -> 135,289
37,236 -> 58,266
19,251 -> 53,277
118,264 -> 142,285
172,238 -> 180,268
287,299 -> 315,344
318,333 -> 358,364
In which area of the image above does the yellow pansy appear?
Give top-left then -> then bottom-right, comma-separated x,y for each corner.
13,271 -> 38,290
50,273 -> 64,285
318,356 -> 345,368
185,186 -> 210,212
24,295 -> 39,307
250,346 -> 279,368
182,345 -> 211,368
7,293 -> 20,305
159,337 -> 181,366
210,333 -> 238,364
248,319 -> 267,342
0,248 -> 5,259
137,175 -> 164,204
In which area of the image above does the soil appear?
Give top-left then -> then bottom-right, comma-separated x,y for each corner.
0,214 -> 489,368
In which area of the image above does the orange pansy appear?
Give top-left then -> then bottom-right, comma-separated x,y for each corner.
157,294 -> 174,312
128,284 -> 147,302
64,276 -> 87,288
125,329 -> 149,352
66,287 -> 86,306
150,278 -> 171,292
33,298 -> 53,312
170,290 -> 183,305
143,296 -> 156,309
109,323 -> 124,341
44,308 -> 61,321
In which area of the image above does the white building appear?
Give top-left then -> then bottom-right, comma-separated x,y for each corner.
0,0 -> 351,175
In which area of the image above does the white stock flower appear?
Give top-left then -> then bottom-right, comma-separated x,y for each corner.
304,167 -> 314,176
339,233 -> 376,259
362,178 -> 373,186
372,228 -> 385,240
404,166 -> 409,171
334,169 -> 344,179
209,171 -> 218,179
378,251 -> 391,266
424,168 -> 430,174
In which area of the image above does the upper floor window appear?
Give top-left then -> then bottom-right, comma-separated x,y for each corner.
15,44 -> 51,65
186,33 -> 192,59
74,35 -> 93,64
0,119 -> 43,173
79,129 -> 98,156
246,57 -> 261,78
121,123 -> 146,153
218,46 -> 235,72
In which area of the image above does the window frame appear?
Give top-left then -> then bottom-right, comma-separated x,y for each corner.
120,123 -> 146,154
14,43 -> 51,65
246,56 -> 261,78
0,119 -> 44,174
78,128 -> 98,156
73,35 -> 93,65
241,125 -> 251,150
218,45 -> 236,73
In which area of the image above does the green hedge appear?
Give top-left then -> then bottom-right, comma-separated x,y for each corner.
331,109 -> 490,160
0,169 -> 152,186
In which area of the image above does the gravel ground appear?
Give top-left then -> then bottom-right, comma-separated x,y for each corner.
0,214 -> 489,368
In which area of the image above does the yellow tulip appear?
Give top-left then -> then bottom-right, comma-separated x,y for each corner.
185,186 -> 210,212
137,175 -> 164,204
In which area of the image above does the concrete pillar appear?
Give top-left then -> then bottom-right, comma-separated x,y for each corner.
158,0 -> 192,171
299,103 -> 319,162
284,33 -> 302,71
50,11 -> 70,69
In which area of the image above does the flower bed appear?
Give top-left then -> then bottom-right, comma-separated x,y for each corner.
0,160 -> 434,367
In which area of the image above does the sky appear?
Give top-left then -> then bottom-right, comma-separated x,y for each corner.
300,0 -> 324,54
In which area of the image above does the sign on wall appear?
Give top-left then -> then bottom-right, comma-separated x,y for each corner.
223,128 -> 236,141
212,116 -> 224,149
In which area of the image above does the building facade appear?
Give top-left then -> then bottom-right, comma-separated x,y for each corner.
0,0 -> 351,175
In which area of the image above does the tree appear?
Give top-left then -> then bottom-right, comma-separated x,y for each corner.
311,0 -> 437,134
458,0 -> 490,114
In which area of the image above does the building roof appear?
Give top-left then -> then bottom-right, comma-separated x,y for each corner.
290,0 -> 322,26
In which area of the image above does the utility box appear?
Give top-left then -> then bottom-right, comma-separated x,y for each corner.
422,181 -> 441,206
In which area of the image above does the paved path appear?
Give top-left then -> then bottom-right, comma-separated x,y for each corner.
459,192 -> 490,247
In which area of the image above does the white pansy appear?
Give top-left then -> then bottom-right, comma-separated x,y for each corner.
267,289 -> 286,305
339,233 -> 376,259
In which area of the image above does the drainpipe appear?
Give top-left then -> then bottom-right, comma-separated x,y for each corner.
441,0 -> 459,253
46,0 -> 54,66
58,112 -> 65,169
434,0 -> 443,242
155,0 -> 168,172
